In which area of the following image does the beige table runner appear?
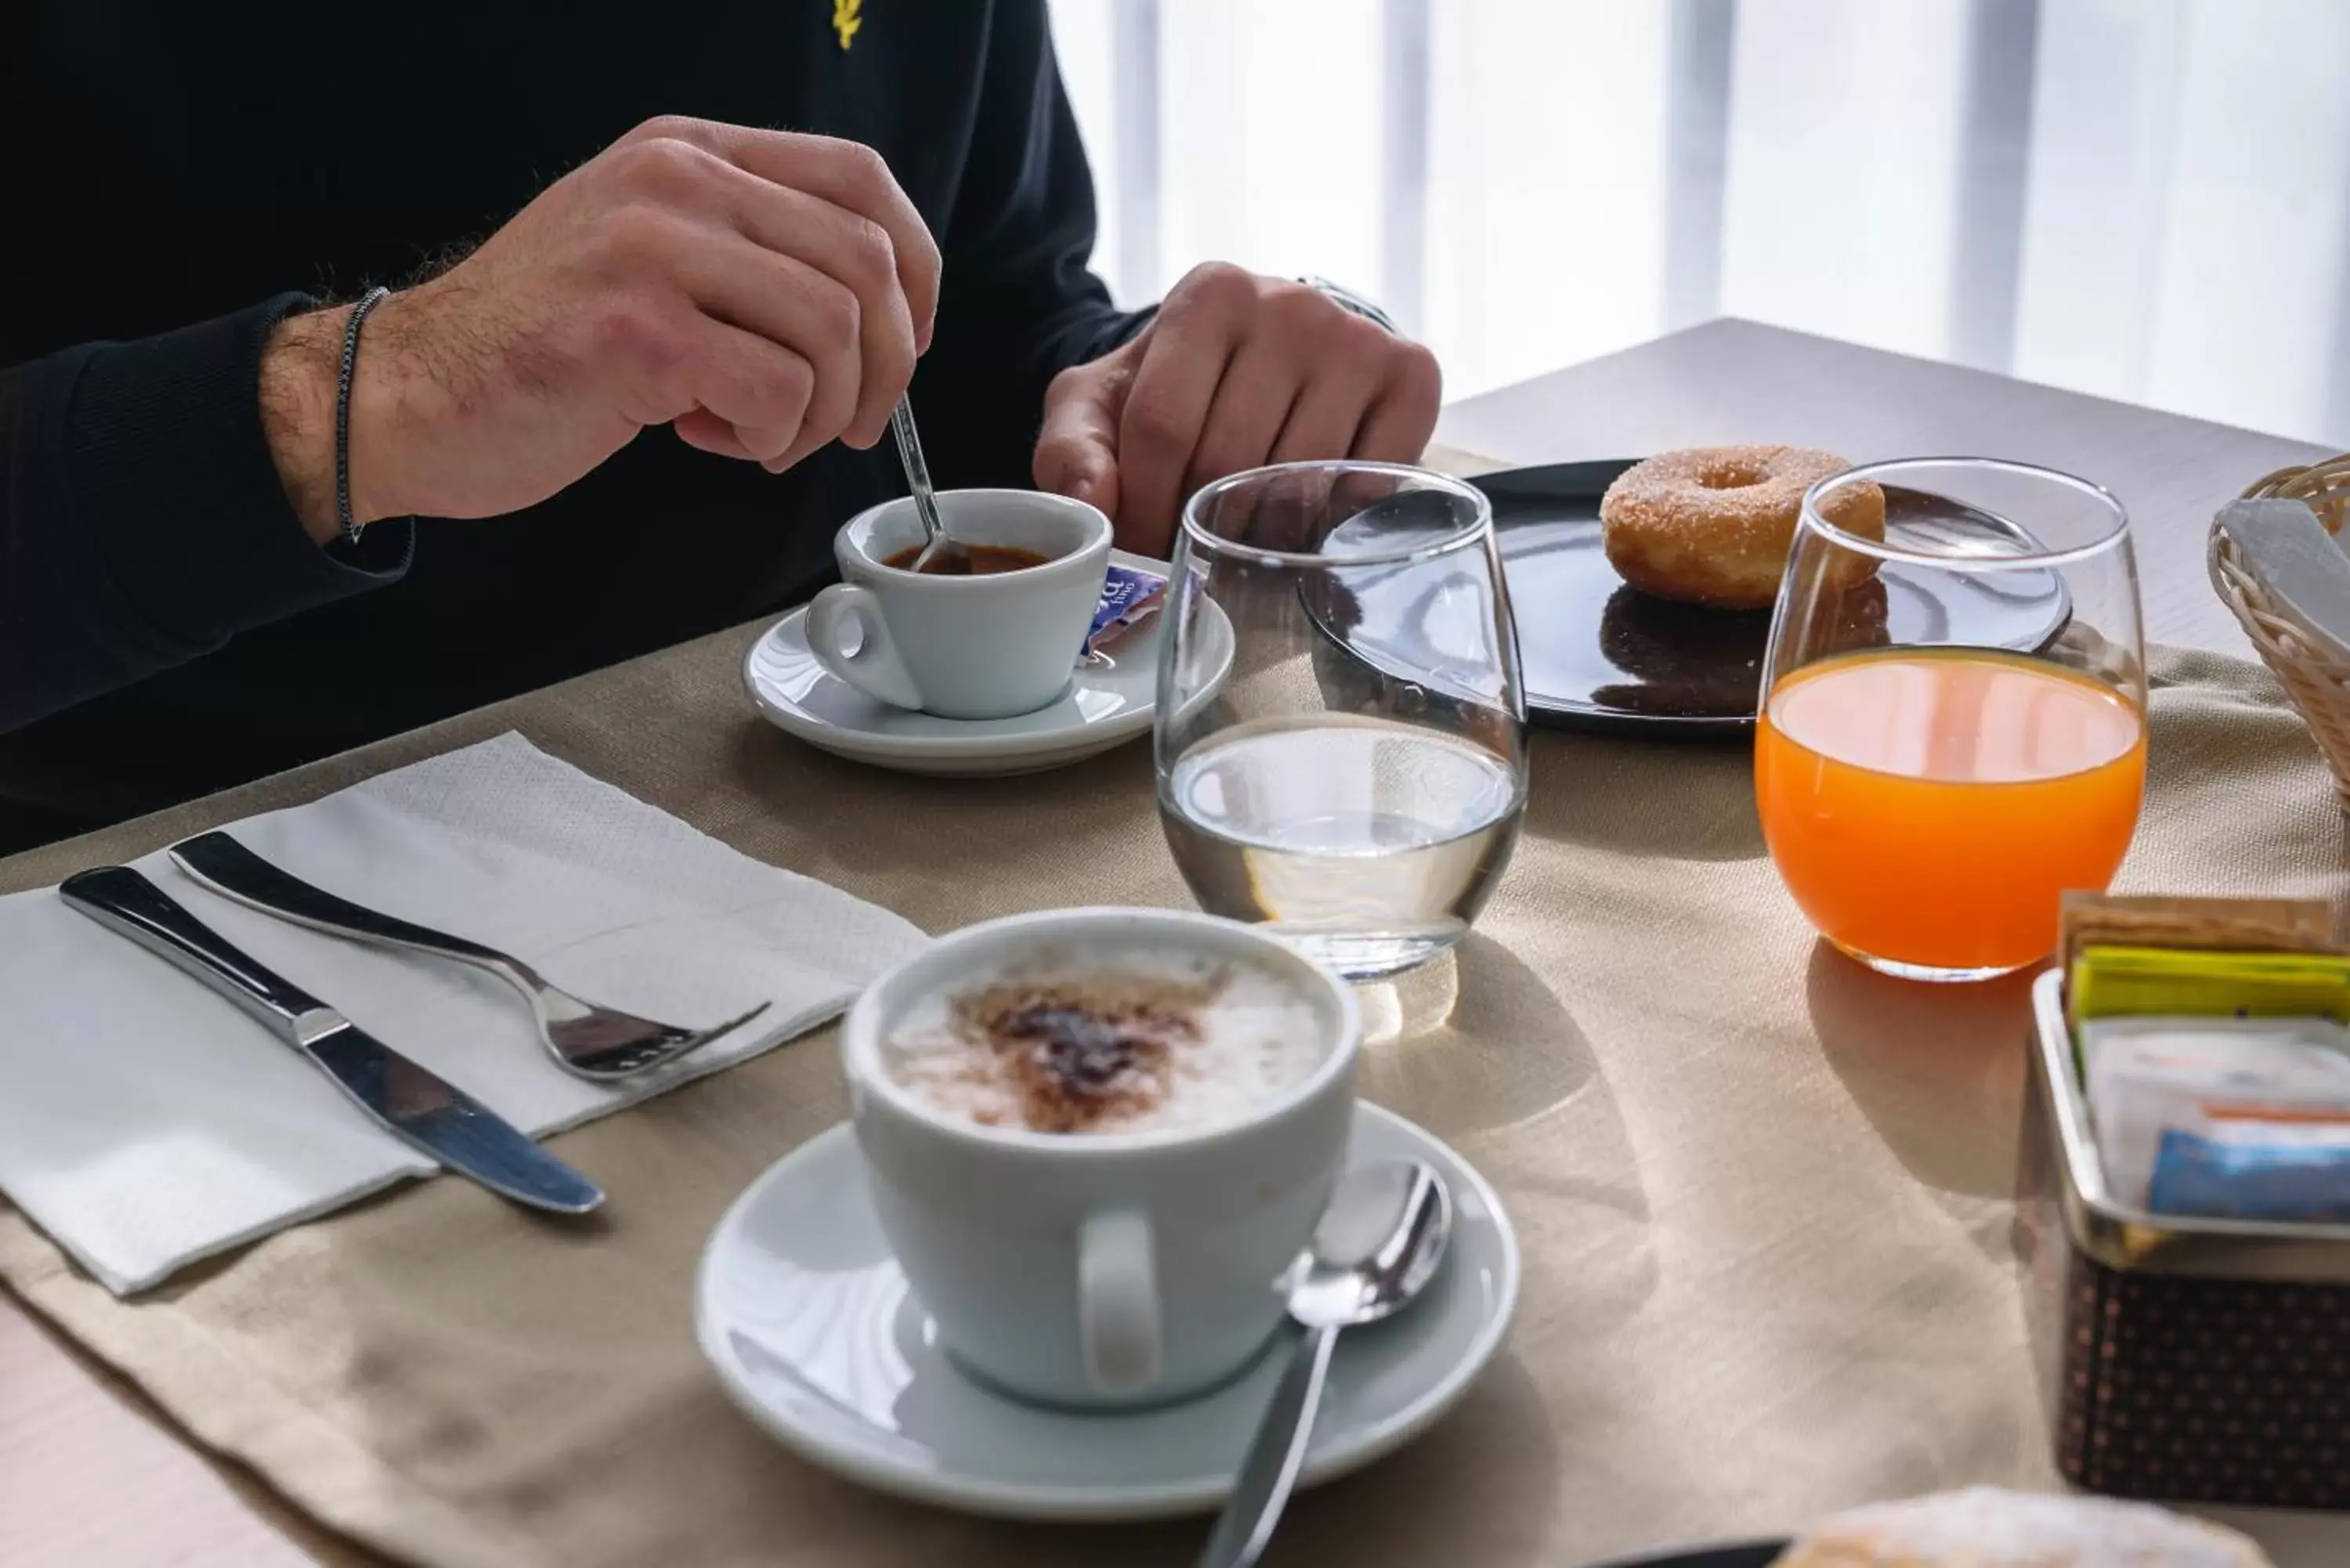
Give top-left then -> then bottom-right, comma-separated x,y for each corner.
3,613 -> 2346,1565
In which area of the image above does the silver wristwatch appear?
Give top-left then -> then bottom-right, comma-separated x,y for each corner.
1299,276 -> 1400,336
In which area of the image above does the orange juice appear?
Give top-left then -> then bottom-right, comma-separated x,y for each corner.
1755,648 -> 2146,977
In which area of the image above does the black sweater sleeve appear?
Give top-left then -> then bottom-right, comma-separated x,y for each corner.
0,293 -> 412,735
914,1 -> 1152,493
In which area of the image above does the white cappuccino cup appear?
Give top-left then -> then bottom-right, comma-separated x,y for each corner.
841,907 -> 1361,1408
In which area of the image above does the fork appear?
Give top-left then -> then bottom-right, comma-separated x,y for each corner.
168,831 -> 770,1082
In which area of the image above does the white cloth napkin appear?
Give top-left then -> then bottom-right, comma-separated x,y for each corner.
0,733 -> 928,1295
2217,497 -> 2350,660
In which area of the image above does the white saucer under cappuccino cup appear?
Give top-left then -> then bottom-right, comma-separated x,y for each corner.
840,907 -> 1361,1409
806,490 -> 1112,721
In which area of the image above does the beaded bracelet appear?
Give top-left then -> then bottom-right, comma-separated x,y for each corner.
334,286 -> 392,546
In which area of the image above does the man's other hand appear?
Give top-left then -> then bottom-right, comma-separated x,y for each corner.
259,116 -> 942,542
1031,264 -> 1441,556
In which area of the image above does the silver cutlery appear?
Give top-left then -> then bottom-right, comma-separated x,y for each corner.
169,832 -> 768,1082
891,393 -> 967,573
1196,1161 -> 1454,1568
58,866 -> 604,1215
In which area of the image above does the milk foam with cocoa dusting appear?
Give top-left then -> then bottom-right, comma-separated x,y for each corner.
883,949 -> 1327,1135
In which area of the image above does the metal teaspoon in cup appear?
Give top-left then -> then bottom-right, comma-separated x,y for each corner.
890,393 -> 969,573
1196,1160 -> 1455,1568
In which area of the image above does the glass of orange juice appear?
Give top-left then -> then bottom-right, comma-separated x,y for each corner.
1755,457 -> 2145,982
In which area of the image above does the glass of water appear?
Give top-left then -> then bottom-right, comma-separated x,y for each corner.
1155,461 -> 1528,979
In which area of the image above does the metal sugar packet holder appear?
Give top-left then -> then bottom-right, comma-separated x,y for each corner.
2019,894 -> 2350,1510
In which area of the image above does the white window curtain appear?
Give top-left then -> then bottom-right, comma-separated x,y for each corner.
1047,0 -> 2350,448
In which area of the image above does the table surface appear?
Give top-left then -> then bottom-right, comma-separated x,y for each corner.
2,317 -> 2341,1568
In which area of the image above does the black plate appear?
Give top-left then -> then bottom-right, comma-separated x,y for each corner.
1336,460 -> 2071,739
1578,1541 -> 1788,1568
1579,1541 -> 1777,1568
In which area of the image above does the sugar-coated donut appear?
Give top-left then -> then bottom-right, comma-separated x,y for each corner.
1599,445 -> 1885,610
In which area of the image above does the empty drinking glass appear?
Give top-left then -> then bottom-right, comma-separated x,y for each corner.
1155,462 -> 1528,979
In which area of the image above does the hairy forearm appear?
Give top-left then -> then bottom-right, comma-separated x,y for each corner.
258,298 -> 418,544
256,304 -> 352,545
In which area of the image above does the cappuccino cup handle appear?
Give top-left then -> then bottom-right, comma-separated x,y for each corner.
807,584 -> 924,710
1077,1209 -> 1161,1394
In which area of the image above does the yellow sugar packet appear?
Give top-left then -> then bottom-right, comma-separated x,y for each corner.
2071,944 -> 2350,1026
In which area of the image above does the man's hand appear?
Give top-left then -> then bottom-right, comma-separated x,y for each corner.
259,116 -> 942,544
1031,264 -> 1441,555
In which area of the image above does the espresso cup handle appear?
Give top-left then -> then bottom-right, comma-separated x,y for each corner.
806,583 -> 924,710
1077,1209 -> 1161,1394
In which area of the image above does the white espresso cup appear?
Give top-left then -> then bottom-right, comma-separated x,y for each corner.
841,907 -> 1361,1408
806,490 -> 1113,720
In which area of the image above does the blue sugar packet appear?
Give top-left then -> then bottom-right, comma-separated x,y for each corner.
2081,1013 -> 2350,1211
1086,563 -> 1168,654
2147,1124 -> 2350,1223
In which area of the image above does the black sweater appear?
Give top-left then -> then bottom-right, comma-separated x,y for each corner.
0,1 -> 1139,849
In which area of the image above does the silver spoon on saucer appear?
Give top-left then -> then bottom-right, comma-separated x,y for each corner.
1196,1160 -> 1455,1568
890,393 -> 968,573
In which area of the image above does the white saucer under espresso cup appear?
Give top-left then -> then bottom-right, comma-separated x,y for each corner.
805,490 -> 1112,721
841,907 -> 1361,1409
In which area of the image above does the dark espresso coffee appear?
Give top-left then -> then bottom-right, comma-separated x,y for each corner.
882,543 -> 1053,576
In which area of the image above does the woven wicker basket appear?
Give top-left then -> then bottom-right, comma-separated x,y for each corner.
2209,452 -> 2350,808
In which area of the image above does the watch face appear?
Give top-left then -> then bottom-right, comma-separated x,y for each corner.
1302,276 -> 1399,334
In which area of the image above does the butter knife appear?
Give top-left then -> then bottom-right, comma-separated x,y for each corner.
59,866 -> 604,1216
